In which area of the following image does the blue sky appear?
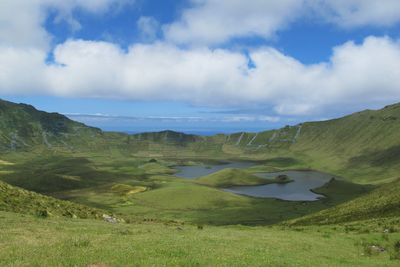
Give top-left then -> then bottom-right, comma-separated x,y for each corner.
1,0 -> 400,134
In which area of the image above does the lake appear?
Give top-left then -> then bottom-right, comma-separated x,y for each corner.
174,163 -> 332,201
223,171 -> 332,201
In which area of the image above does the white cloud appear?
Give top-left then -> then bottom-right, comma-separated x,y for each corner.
164,0 -> 304,45
1,36 -> 400,116
164,0 -> 400,46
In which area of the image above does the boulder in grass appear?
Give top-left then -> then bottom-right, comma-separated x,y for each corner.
102,214 -> 118,224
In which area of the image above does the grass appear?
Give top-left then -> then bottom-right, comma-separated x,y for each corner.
0,153 -> 374,225
0,180 -> 107,219
288,178 -> 400,226
58,173 -> 372,226
111,184 -> 147,195
1,211 -> 400,267
195,168 -> 283,187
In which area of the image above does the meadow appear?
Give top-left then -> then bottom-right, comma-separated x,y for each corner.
1,211 -> 400,267
0,152 -> 372,225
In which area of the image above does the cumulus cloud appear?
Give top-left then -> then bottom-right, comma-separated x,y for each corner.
164,0 -> 304,45
164,0 -> 400,45
1,36 -> 400,116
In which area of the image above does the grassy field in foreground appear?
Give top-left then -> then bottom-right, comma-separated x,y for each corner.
1,211 -> 400,267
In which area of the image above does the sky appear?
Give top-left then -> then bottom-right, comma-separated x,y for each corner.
1,0 -> 400,134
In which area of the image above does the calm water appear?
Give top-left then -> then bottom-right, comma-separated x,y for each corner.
174,163 -> 332,201
224,171 -> 332,201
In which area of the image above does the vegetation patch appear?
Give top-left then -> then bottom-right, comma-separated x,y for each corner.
0,180 -> 106,219
195,168 -> 292,188
111,183 -> 147,195
0,159 -> 14,165
288,178 -> 400,225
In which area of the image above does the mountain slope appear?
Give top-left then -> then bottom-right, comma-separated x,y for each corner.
0,180 -> 106,219
288,178 -> 400,225
222,104 -> 400,183
0,99 -> 105,151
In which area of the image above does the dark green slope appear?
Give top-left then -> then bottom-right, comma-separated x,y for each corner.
0,180 -> 106,219
0,99 -> 104,151
226,103 -> 400,153
293,104 -> 400,157
0,99 -> 206,154
288,178 -> 400,225
221,104 -> 400,182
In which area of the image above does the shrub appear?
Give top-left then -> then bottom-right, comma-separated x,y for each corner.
72,238 -> 91,248
36,209 -> 49,218
391,240 -> 400,259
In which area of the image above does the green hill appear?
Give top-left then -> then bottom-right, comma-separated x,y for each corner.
288,178 -> 400,226
195,168 -> 291,187
0,180 -> 106,219
0,99 -> 105,152
218,104 -> 400,183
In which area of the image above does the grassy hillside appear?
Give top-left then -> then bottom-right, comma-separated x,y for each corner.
0,180 -> 106,219
0,99 -> 107,152
195,168 -> 290,187
288,178 -> 400,226
1,211 -> 400,266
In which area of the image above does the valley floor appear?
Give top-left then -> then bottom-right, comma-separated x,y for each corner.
1,211 -> 399,267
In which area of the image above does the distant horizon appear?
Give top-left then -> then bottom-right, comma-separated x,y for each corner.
64,114 -> 278,136
4,96 -> 398,136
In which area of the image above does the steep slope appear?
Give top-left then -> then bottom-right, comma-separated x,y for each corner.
288,178 -> 400,225
222,104 -> 400,182
0,99 -> 105,151
227,103 -> 400,155
0,180 -> 106,219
